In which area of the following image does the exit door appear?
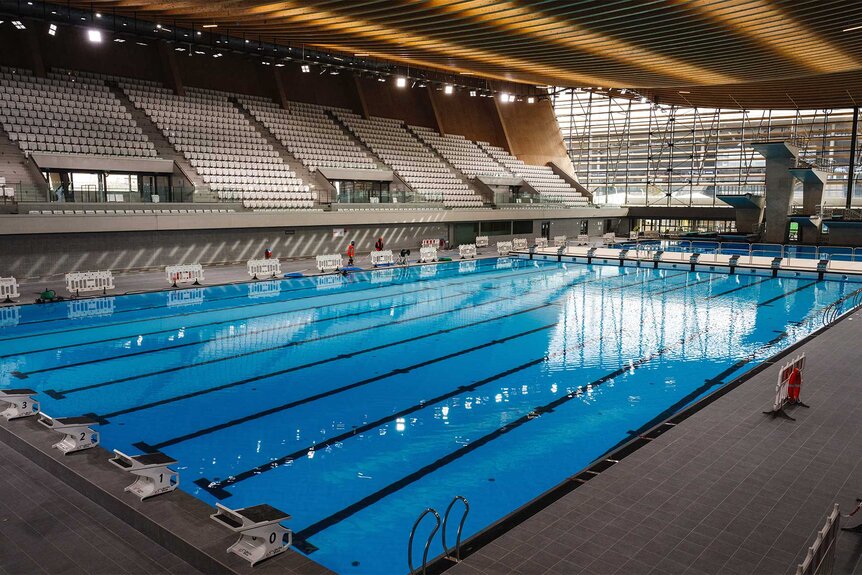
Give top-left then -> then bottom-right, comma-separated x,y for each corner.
540,221 -> 550,240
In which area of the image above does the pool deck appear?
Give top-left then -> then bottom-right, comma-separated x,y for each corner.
448,307 -> 862,575
8,247 -> 488,303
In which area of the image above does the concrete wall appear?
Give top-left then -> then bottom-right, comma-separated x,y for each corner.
0,217 -> 621,278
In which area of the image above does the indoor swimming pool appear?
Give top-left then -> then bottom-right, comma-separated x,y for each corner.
1,258 -> 859,574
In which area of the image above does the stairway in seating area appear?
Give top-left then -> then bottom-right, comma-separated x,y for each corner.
230,99 -> 333,205
107,83 -> 214,202
0,128 -> 48,202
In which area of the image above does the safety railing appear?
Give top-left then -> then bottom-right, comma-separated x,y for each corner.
408,496 -> 470,574
408,508 -> 441,575
796,504 -> 841,575
614,240 -> 862,263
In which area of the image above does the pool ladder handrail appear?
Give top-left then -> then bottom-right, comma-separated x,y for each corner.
408,508 -> 441,575
442,495 -> 470,562
408,496 -> 470,574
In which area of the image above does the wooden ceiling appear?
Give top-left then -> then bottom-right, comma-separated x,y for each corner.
70,0 -> 862,108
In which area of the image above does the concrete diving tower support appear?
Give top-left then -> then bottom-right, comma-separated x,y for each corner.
750,141 -> 799,243
789,166 -> 828,243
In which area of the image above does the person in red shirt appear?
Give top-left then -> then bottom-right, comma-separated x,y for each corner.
347,241 -> 356,266
375,237 -> 384,251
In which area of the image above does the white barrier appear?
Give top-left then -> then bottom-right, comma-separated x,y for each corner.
765,353 -> 806,420
67,297 -> 115,319
602,232 -> 616,245
629,231 -> 639,240
371,250 -> 394,267
475,236 -> 489,248
535,238 -> 548,249
0,277 -> 20,302
459,244 -> 477,259
165,264 -> 204,287
497,241 -> 513,256
247,258 -> 281,279
553,235 -> 567,247
66,270 -> 115,295
512,238 -> 528,251
316,254 -> 343,273
422,238 -> 440,248
796,504 -> 841,575
419,246 -> 438,263
576,234 -> 590,246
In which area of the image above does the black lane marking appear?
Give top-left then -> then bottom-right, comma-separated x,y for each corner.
93,299 -> 558,423
0,258 -> 529,345
27,282 -> 506,377
651,276 -> 715,296
140,323 -> 558,454
613,330 -> 790,451
706,276 -> 773,299
282,328 -> 707,539
4,259 -> 509,331
49,269 -> 580,398
757,281 -> 818,307
4,264 -> 549,359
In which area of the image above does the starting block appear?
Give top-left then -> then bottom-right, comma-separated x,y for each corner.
38,414 -> 99,454
0,388 -> 39,420
211,503 -> 292,566
109,450 -> 179,500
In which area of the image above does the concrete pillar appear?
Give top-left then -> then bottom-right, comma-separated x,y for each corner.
751,141 -> 799,243
789,167 -> 826,244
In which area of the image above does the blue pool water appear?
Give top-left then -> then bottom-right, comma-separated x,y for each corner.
1,258 -> 859,574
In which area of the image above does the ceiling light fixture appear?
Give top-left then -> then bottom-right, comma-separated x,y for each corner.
87,29 -> 102,43
301,64 -> 310,73
48,23 -> 57,36
395,77 -> 407,88
444,84 -> 454,94
12,20 -> 26,30
527,96 -> 536,104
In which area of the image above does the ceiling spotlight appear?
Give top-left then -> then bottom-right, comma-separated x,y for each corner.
261,60 -> 271,65
527,96 -> 535,104
136,41 -> 148,46
113,38 -> 126,43
87,29 -> 102,43
508,94 -> 516,103
213,53 -> 223,58
395,77 -> 407,88
444,84 -> 454,94
175,46 -> 186,52
95,13 -> 102,18
48,23 -> 57,36
202,24 -> 218,29
156,24 -> 162,29
301,64 -> 310,73
377,76 -> 386,82
12,21 -> 26,30
196,31 -> 202,36
275,63 -> 285,67
417,82 -> 427,88
500,92 -> 510,103
194,50 -> 205,55
469,90 -> 477,97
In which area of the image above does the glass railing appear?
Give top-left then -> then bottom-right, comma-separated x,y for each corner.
617,239 -> 862,262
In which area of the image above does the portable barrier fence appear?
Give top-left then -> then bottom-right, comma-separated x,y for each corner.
247,258 -> 281,279
316,254 -> 343,273
512,238 -> 528,251
0,276 -> 20,302
371,250 -> 394,267
796,504 -> 841,575
419,246 -> 438,263
535,237 -> 549,249
764,352 -> 808,420
165,264 -> 204,287
459,244 -> 477,259
553,235 -> 567,247
475,236 -> 489,248
65,270 -> 115,296
497,241 -> 513,256
576,234 -> 590,246
422,238 -> 442,249
629,231 -> 639,240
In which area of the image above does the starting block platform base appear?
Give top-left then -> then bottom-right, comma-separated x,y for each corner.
39,414 -> 99,454
211,503 -> 292,567
0,388 -> 39,420
109,450 -> 179,500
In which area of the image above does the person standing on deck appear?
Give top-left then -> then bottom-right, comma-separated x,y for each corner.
375,237 -> 384,251
347,241 -> 356,266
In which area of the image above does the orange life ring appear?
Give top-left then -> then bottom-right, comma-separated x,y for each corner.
787,367 -> 802,401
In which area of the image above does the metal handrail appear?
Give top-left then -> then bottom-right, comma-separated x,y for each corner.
408,508 -> 441,575
442,496 -> 470,562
